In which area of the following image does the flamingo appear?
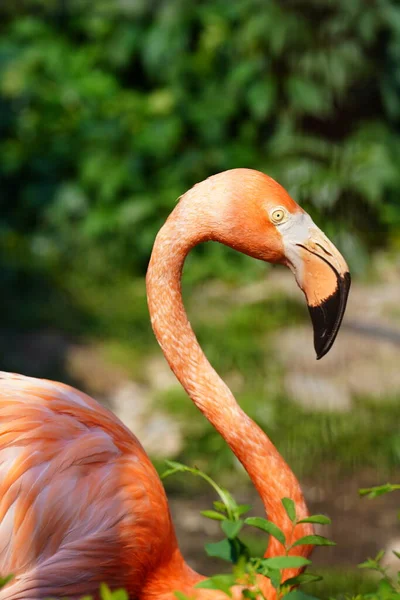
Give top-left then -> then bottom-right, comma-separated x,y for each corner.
0,169 -> 350,600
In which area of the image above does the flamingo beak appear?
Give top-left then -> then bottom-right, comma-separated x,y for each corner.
282,214 -> 351,359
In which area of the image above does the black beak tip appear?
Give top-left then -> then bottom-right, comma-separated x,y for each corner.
308,272 -> 351,360
316,346 -> 328,361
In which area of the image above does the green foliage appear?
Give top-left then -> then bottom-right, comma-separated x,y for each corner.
359,483 -> 400,499
0,575 -> 13,589
0,581 -> 128,600
282,499 -> 297,525
97,584 -> 129,600
245,516 -> 287,546
297,516 -> 331,526
1,0 -> 400,314
174,475 -> 400,600
290,535 -> 335,549
164,469 -> 400,600
2,475 -> 400,599
162,460 -> 244,521
357,551 -> 400,600
164,461 -> 332,599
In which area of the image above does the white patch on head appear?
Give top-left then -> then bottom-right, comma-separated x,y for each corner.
279,213 -> 316,288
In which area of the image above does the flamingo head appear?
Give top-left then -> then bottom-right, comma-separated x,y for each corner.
204,169 -> 351,359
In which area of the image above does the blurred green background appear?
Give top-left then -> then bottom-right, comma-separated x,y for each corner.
1,0 -> 400,594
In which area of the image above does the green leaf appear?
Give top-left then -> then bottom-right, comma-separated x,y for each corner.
245,517 -> 286,546
260,556 -> 311,570
282,498 -> 296,524
359,550 -> 385,570
221,519 -> 244,539
247,79 -> 276,120
200,510 -> 226,521
243,590 -> 258,600
252,558 -> 282,588
112,591 -> 129,600
205,539 -> 234,562
204,537 -> 248,564
393,550 -> 400,559
218,489 -> 240,518
214,501 -> 228,513
359,483 -> 400,498
287,76 -> 331,116
99,584 -> 128,600
375,550 -> 385,562
291,535 -> 335,548
174,592 -> 192,600
377,578 -> 397,597
358,559 -> 377,570
0,575 -> 13,589
268,568 -> 282,590
100,584 -> 112,600
196,574 -> 236,596
283,573 -> 323,586
163,460 -> 188,472
235,504 -> 252,517
161,460 -> 189,479
161,461 -> 238,520
297,515 -> 331,525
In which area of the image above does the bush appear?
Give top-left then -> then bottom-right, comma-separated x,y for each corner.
1,0 -> 400,297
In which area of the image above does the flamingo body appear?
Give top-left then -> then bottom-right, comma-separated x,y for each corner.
0,373 -> 178,599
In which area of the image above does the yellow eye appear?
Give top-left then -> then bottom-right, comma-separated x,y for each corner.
270,207 -> 288,224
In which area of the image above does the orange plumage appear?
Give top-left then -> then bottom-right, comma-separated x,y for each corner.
0,170 -> 350,599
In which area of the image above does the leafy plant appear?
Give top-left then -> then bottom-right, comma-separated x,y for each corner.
162,461 -> 334,599
353,482 -> 400,600
359,483 -> 400,499
1,476 -> 400,599
0,581 -> 128,600
0,575 -> 13,589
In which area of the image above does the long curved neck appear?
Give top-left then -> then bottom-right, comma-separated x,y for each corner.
146,195 -> 313,596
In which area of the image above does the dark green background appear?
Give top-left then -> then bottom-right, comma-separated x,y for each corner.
1,0 -> 400,308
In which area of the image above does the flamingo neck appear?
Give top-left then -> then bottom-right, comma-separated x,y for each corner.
145,193 -> 313,598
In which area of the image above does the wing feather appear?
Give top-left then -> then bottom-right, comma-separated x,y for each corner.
0,372 -> 170,598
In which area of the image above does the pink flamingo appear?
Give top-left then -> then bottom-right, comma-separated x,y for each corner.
0,169 -> 350,599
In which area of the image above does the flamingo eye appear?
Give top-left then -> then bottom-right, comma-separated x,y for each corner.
270,207 -> 289,225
